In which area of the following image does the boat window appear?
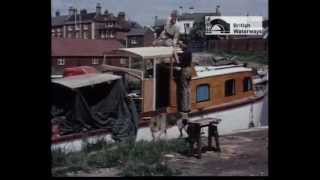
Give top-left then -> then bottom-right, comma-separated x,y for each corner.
243,77 -> 253,92
225,79 -> 236,96
196,84 -> 210,102
144,59 -> 154,78
131,57 -> 143,70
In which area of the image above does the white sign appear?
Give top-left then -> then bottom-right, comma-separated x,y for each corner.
176,20 -> 194,34
205,16 -> 263,35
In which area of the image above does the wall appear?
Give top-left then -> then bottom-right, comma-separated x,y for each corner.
51,56 -> 125,75
208,39 -> 268,52
127,35 -> 144,47
143,30 -> 155,47
55,23 -> 92,39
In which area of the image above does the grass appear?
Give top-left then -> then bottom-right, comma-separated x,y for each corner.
51,138 -> 189,176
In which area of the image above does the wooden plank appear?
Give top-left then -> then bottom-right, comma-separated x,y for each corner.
189,118 -> 221,126
143,79 -> 155,112
190,71 -> 254,110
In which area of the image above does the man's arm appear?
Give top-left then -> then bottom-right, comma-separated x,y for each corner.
173,27 -> 180,46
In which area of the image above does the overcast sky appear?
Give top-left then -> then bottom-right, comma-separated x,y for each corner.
52,0 -> 268,26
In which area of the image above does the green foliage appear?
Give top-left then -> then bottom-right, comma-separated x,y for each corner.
52,138 -> 188,176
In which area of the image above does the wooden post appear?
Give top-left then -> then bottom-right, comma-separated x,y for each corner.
208,123 -> 212,150
197,133 -> 202,159
213,125 -> 221,152
153,58 -> 156,111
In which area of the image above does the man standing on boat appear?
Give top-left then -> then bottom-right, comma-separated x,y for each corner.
153,10 -> 180,47
177,48 -> 192,137
153,10 -> 192,136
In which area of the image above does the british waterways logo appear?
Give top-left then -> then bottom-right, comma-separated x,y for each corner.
205,16 -> 263,36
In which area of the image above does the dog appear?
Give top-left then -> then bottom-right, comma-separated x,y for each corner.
150,112 -> 168,141
177,118 -> 189,138
176,112 -> 190,138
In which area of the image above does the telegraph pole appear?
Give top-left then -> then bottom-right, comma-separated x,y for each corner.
74,8 -> 77,38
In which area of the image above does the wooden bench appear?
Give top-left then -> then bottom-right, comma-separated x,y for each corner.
187,117 -> 221,159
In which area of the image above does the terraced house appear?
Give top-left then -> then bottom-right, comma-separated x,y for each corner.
51,3 -> 141,45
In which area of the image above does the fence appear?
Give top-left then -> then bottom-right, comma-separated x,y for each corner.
207,39 -> 268,53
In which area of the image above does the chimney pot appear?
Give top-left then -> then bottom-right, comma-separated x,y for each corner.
96,3 -> 101,16
216,5 -> 221,15
69,6 -> 74,16
80,9 -> 87,15
118,12 -> 125,20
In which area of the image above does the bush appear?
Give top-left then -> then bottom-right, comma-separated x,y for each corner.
51,148 -> 67,167
120,161 -> 181,176
52,138 -> 189,176
82,138 -> 109,153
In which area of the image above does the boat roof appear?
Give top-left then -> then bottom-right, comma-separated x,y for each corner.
52,73 -> 121,89
118,46 -> 183,59
193,65 -> 252,79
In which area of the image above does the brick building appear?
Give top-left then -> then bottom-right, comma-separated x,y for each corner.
51,3 -> 141,45
126,27 -> 155,47
51,38 -> 128,75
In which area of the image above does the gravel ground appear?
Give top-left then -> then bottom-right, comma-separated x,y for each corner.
167,128 -> 268,176
66,128 -> 268,176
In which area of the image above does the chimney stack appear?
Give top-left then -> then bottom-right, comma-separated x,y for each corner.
154,16 -> 158,26
118,12 -> 126,21
216,5 -> 221,15
80,9 -> 87,15
96,3 -> 101,16
68,6 -> 74,16
55,10 -> 60,17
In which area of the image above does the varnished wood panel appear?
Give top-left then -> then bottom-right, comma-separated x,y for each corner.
143,79 -> 154,112
170,71 -> 254,111
169,79 -> 177,108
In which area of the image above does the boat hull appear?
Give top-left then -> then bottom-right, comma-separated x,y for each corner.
52,93 -> 267,152
136,94 -> 267,141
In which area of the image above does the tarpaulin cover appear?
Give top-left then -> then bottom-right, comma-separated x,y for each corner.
51,79 -> 139,142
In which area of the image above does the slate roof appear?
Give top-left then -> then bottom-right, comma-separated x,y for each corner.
51,38 -> 123,57
127,28 -> 146,36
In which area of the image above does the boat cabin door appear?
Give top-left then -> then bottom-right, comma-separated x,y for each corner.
155,62 -> 171,109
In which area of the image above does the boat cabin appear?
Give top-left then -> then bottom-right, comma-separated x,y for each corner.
100,47 -> 256,117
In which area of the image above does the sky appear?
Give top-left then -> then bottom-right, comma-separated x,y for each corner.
52,0 -> 268,26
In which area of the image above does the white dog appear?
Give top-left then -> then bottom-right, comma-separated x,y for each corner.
150,113 -> 167,141
177,118 -> 189,138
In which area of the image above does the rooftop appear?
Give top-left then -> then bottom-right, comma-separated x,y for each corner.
127,27 -> 147,36
193,65 -> 252,79
52,15 -> 68,26
118,46 -> 182,59
52,73 -> 121,89
52,38 -> 123,57
52,11 -> 141,29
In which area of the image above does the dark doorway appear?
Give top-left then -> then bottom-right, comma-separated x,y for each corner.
156,63 -> 171,109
